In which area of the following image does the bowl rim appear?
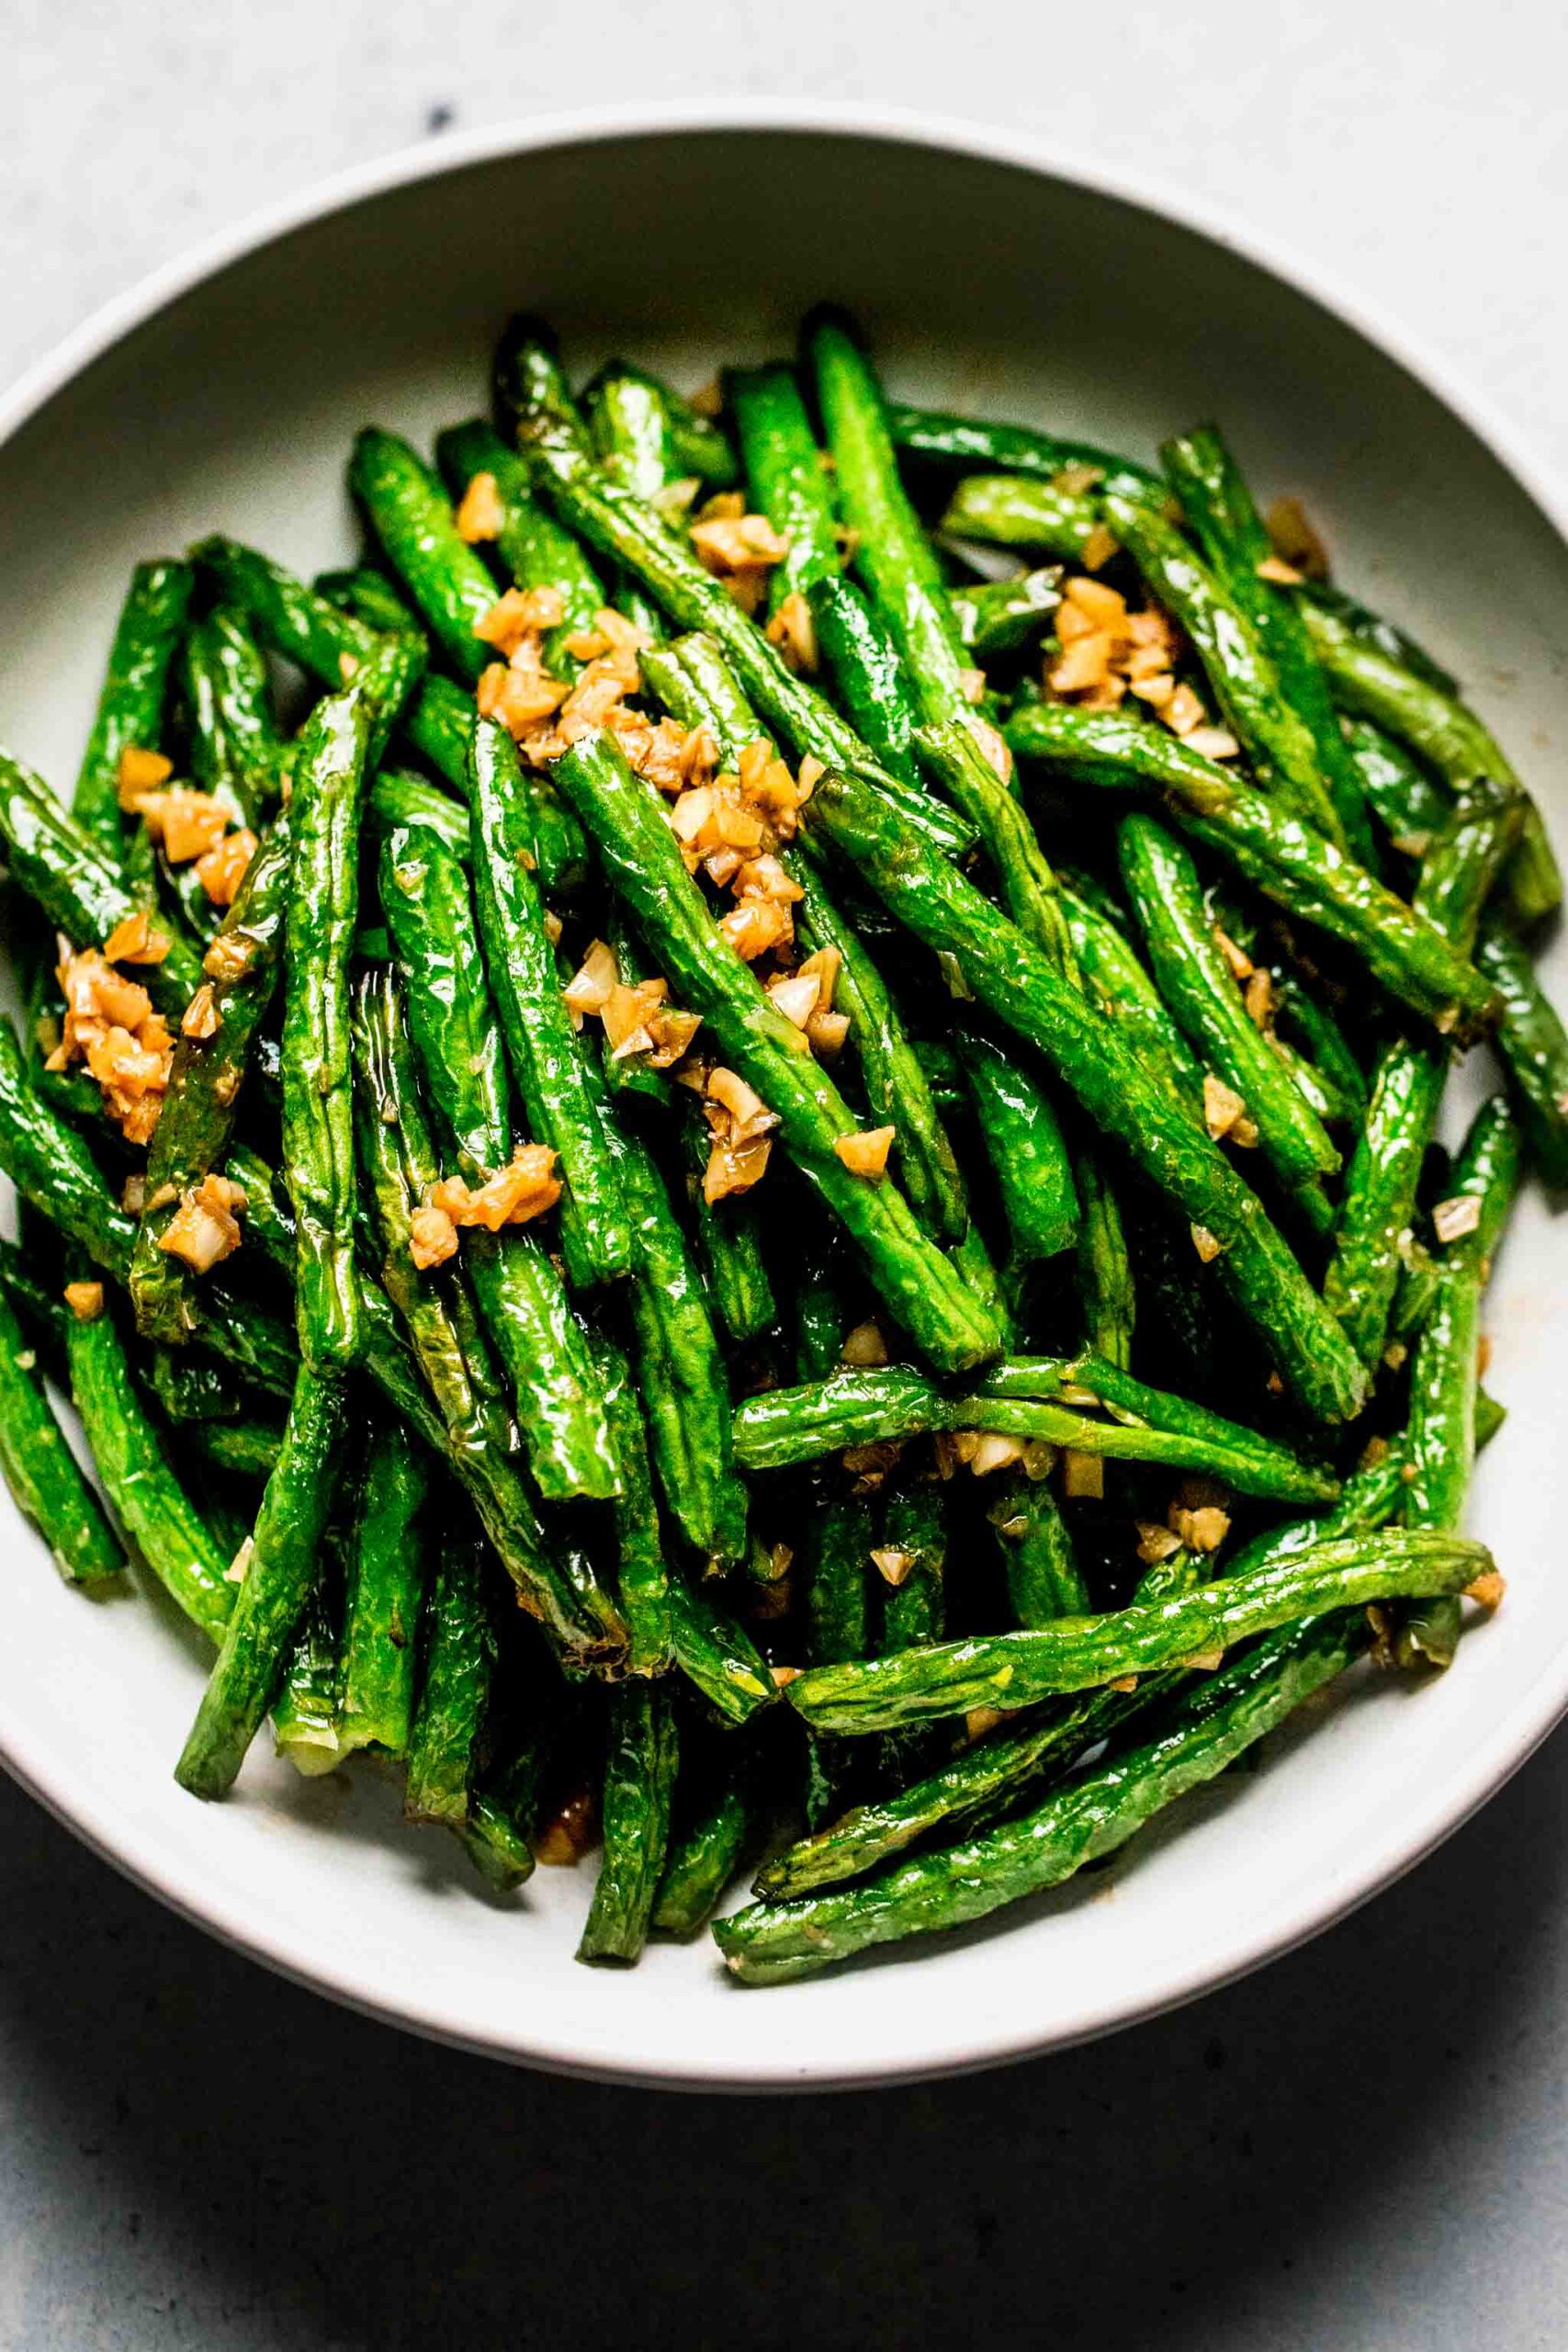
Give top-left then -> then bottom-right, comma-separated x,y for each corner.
4,97 -> 1566,2093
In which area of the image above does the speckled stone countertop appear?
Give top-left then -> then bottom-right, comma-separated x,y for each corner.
5,9 -> 1568,2345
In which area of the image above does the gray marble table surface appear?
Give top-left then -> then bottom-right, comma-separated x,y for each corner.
5,6 -> 1568,2344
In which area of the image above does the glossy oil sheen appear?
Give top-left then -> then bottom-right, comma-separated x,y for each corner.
1,109 -> 1566,2087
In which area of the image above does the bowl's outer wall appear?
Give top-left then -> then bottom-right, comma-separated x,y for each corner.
2,122 -> 1565,2087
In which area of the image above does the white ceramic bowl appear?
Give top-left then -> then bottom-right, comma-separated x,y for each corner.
4,106 -> 1566,2090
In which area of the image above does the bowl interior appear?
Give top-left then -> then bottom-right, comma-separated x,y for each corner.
2,119 -> 1565,2086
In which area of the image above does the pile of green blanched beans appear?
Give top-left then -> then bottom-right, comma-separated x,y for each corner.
2,305 -> 1557,1985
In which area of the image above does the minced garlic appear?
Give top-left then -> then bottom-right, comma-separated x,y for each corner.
840,1320 -> 889,1368
456,470 -> 505,543
1046,576 -> 1237,755
156,1173 -> 248,1274
833,1125 -> 895,1180
195,827 -> 257,908
46,947 -> 174,1144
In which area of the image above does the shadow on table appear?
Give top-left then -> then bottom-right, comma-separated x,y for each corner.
5,1724 -> 1565,2352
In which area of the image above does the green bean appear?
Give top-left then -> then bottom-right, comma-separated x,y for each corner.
792,861 -> 968,1246
1340,716 -> 1451,856
584,362 -> 682,635
379,820 -> 617,1500
1059,877 -> 1205,1104
348,428 -> 500,684
756,1693 -> 1094,1904
1270,969 -> 1368,1118
1389,1239 -> 1442,1353
794,1233 -> 850,1381
1161,427 -> 1377,862
989,1472 -> 1088,1626
400,666 -> 587,902
185,606 -> 281,813
628,363 -> 739,488
784,1527 -> 1483,1736
1065,1157 -> 1129,1367
761,1462 -> 1410,1905
597,1336 -> 673,1675
351,967 -> 626,1661
874,1484 -> 948,1784
0,743 -> 205,1012
950,568 -> 1063,657
463,1786 -> 540,1893
1301,595 -> 1561,928
579,1681 -> 680,1963
194,534 -> 378,686
403,1532 -> 495,1826
192,1419 -> 283,1481
681,1114 -> 777,1345
914,722 -> 1150,1374
467,718 -> 632,1287
1006,703 -> 1501,1040
492,312 -> 585,444
1120,812 -> 1338,1220
367,766 -> 471,857
514,402 -> 975,858
272,1563 -> 344,1777
316,566 -> 426,641
171,1381 -> 330,1790
652,1753 -> 758,1937
728,361 -> 841,609
1325,1046 -> 1443,1369
73,561 -> 195,865
910,1038 -> 963,1114
724,361 -> 933,790
719,1612 -> 1367,1980
665,1574 -> 775,1725
886,403 -> 1160,503
130,821 -> 290,1342
399,675 -> 476,779
0,1287 -> 122,1588
611,1102 -> 749,1564
1415,778 -> 1524,951
0,1016 -> 293,1396
759,1544 -> 1204,1905
797,1487 -> 872,1822
732,1360 -> 1336,1502
1104,491 -> 1346,842
807,575 -> 925,789
939,474 -> 1113,565
287,639 -> 421,1371
960,1028 -> 1078,1271
1475,916 -> 1568,1186
435,418 -> 605,677
1400,1096 -> 1521,1668
213,1144 -> 289,1269
586,363 -> 680,501
879,1483 -> 947,1654
916,717 -> 1073,969
1301,580 -> 1458,695
1,1229 -> 69,1377
144,1342 -> 253,1429
808,311 -> 978,739
802,1490 -> 871,1663
335,1419 -> 433,1760
1224,1445 -> 1408,1579
978,1349 -> 1319,1450
1324,778 -> 1522,1368
197,530 -> 589,899
802,763 -> 1369,1422
552,733 -> 999,1375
